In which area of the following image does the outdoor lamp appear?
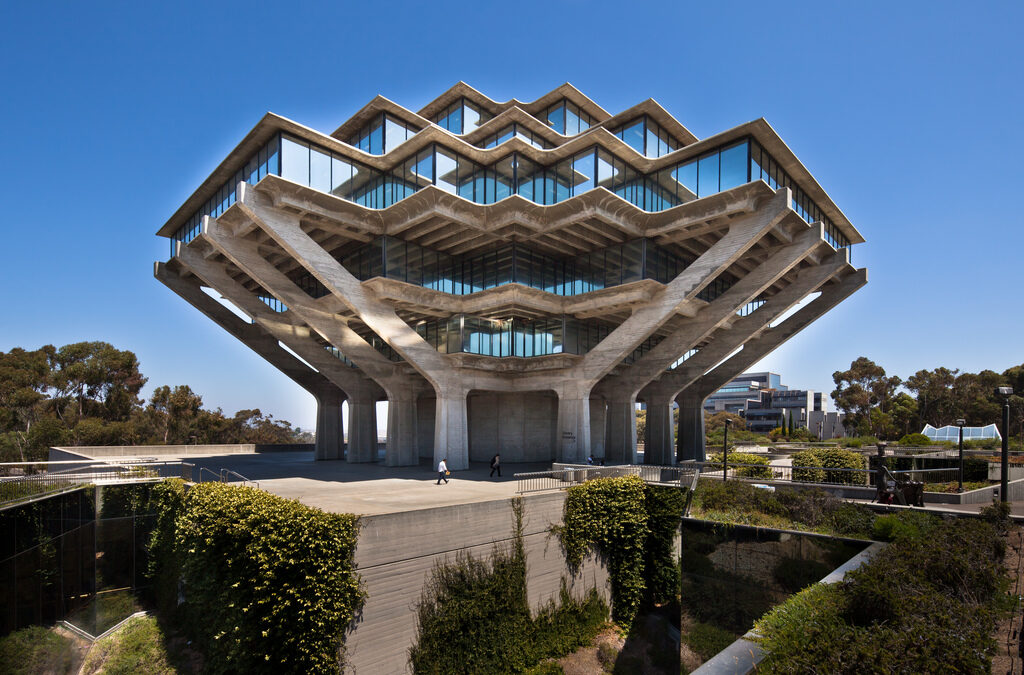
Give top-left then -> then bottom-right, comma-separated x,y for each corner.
955,418 -> 965,492
994,387 -> 1014,502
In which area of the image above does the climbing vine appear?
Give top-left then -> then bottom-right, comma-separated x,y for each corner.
556,475 -> 684,628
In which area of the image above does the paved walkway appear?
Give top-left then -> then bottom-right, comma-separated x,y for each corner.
169,451 -> 550,516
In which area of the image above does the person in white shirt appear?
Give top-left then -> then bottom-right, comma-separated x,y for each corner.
436,458 -> 449,485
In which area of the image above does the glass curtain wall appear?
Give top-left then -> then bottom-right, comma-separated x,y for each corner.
350,113 -> 419,155
331,237 -> 688,297
613,116 -> 680,158
433,98 -> 492,134
480,124 -> 551,149
542,99 -> 593,135
171,132 -> 853,257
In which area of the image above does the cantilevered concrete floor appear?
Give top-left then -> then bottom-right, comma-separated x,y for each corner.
172,451 -> 552,516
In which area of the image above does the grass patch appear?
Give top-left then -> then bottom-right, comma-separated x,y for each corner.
80,615 -> 176,675
682,620 -> 736,660
924,480 -> 989,493
0,625 -> 77,675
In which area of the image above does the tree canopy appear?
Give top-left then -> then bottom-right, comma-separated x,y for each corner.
0,342 -> 312,461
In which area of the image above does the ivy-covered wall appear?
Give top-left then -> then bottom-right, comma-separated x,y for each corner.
148,480 -> 364,674
556,475 -> 685,628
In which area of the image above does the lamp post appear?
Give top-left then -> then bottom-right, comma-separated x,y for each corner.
996,387 -> 1013,503
723,418 -> 732,482
955,418 -> 965,493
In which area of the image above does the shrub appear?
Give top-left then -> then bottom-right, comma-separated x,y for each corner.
791,448 -> 867,485
80,615 -> 176,675
149,482 -> 364,675
825,502 -> 875,538
870,510 -> 940,543
897,433 -> 931,446
756,518 -> 1007,674
558,475 -> 649,628
694,480 -> 788,518
707,452 -> 773,479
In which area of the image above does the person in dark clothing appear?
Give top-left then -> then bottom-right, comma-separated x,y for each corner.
489,453 -> 501,478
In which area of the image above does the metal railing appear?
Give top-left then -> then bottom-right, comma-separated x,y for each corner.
220,469 -> 259,488
514,463 -> 700,494
0,459 -> 194,507
696,461 -> 961,486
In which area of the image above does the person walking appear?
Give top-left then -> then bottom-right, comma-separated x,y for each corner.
489,453 -> 501,478
437,458 -> 449,485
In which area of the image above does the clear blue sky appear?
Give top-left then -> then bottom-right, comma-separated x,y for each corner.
1,1 -> 1021,433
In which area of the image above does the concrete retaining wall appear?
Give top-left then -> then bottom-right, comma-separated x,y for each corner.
345,492 -> 610,674
51,444 -> 258,457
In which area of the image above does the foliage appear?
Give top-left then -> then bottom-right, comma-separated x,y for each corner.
705,411 -> 746,433
148,482 -> 364,674
0,341 -> 312,461
692,482 -> 875,539
924,480 -> 989,493
791,448 -> 867,485
557,475 -> 652,628
831,357 -> 902,437
410,498 -> 608,674
755,518 -> 1007,674
896,432 -> 930,446
80,615 -> 177,675
0,625 -> 77,675
980,499 -> 1012,534
683,620 -> 737,661
707,451 -> 772,479
870,510 -> 940,542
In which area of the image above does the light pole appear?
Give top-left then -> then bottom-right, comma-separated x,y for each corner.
723,418 -> 732,482
996,387 -> 1013,503
955,418 -> 965,493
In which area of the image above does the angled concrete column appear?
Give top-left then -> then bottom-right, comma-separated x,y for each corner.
677,394 -> 707,462
556,386 -> 592,464
384,389 -> 418,467
643,391 -> 676,465
347,394 -> 378,463
589,398 -> 607,461
435,388 -> 469,470
315,390 -> 345,460
605,395 -> 636,464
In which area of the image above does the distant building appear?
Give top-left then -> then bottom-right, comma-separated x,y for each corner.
704,371 -> 843,437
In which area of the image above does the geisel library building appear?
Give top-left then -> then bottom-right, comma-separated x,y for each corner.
155,83 -> 866,469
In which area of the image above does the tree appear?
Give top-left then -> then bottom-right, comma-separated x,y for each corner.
705,411 -> 745,434
889,392 -> 918,437
47,342 -> 146,423
148,385 -> 203,444
832,357 -> 902,436
904,367 -> 957,427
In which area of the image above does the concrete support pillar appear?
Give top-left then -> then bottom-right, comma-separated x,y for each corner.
589,398 -> 607,461
384,390 -> 418,467
434,390 -> 469,470
644,397 -> 675,466
605,395 -> 637,464
347,395 -> 378,463
557,391 -> 591,464
314,391 -> 346,461
677,394 -> 707,462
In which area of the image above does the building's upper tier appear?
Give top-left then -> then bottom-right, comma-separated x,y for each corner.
158,83 -> 864,250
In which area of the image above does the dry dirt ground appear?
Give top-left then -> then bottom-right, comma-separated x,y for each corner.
993,526 -> 1024,675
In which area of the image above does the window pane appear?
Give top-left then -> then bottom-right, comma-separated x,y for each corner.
546,103 -> 565,134
310,147 -> 331,192
384,117 -> 408,154
697,152 -> 720,197
280,136 -> 309,185
566,103 -> 581,136
571,151 -> 595,196
435,149 -> 458,193
719,142 -> 748,191
621,119 -> 644,154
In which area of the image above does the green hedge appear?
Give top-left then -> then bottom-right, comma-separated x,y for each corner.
707,452 -> 773,479
556,476 -> 684,629
147,480 -> 364,674
410,499 -> 607,674
791,448 -> 867,485
755,518 -> 1007,673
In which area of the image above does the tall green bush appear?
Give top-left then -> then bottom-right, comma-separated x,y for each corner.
707,452 -> 773,479
557,475 -> 649,627
791,448 -> 867,485
148,481 -> 364,674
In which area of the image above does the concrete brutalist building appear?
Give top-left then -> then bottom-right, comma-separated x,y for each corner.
155,83 -> 866,468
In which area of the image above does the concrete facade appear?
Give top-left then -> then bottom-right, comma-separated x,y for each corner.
156,84 -> 866,465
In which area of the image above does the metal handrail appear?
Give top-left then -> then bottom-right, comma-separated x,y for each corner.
221,469 -> 258,488
198,467 -> 220,483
